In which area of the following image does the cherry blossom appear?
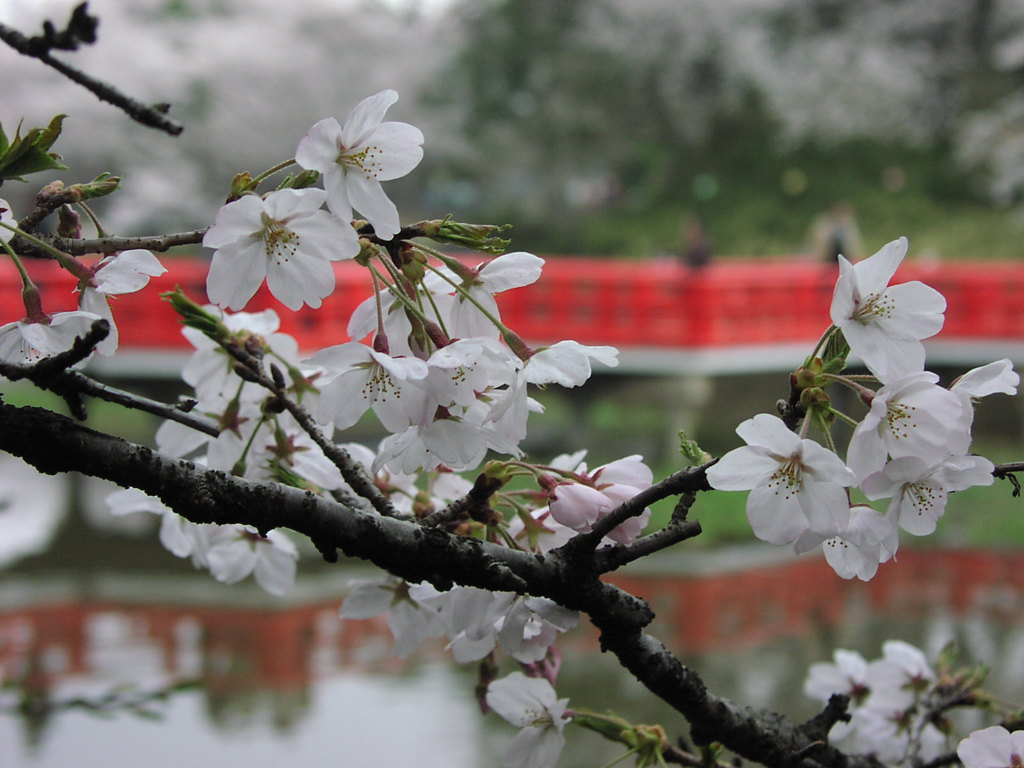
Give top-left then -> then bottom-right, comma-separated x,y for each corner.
78,249 -> 167,355
179,307 -> 305,406
830,237 -> 946,382
861,454 -> 994,535
198,525 -> 298,596
950,360 -> 1020,444
804,648 -> 870,704
802,504 -> 898,581
0,309 -> 103,364
444,589 -> 578,664
204,188 -> 359,311
707,413 -> 856,545
525,340 -> 620,388
310,342 -> 429,433
952,359 -> 1020,399
804,641 -> 945,764
443,251 -> 545,339
846,372 -> 966,482
546,454 -> 653,545
372,414 -> 492,474
486,672 -> 571,768
106,489 -> 296,595
340,578 -> 447,658
509,507 -> 575,552
958,726 -> 1024,768
295,89 -> 423,239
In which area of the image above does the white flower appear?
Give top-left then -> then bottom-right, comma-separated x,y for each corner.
950,360 -> 1020,446
373,415 -> 491,474
867,639 -> 935,708
830,237 -> 946,382
525,340 -> 619,388
804,649 -> 871,703
419,338 -> 517,410
79,249 -> 167,355
444,251 -> 545,339
486,672 -> 570,768
204,188 -> 359,311
958,726 -> 1024,768
295,89 -> 424,239
816,505 -> 898,581
707,413 -> 856,545
861,454 -> 994,536
0,310 -> 103,364
309,341 -> 429,431
443,589 -> 578,664
548,481 -> 614,534
198,525 -> 298,596
952,359 -> 1020,399
847,372 -> 966,482
339,578 -> 446,658
509,507 -> 575,552
106,491 -> 295,595
808,641 -> 943,764
90,249 -> 167,295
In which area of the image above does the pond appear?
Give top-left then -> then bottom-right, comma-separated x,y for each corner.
2,454 -> 1023,768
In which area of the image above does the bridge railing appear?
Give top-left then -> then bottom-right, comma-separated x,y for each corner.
2,256 -> 1023,353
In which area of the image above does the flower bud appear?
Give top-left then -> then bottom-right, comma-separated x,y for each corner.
229,171 -> 255,200
67,174 -> 120,202
57,205 -> 81,239
420,216 -> 511,254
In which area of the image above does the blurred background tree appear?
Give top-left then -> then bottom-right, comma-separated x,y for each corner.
3,0 -> 1024,257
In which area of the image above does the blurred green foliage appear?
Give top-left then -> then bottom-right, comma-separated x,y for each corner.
432,0 -> 1024,260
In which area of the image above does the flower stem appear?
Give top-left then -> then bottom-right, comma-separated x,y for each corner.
77,201 -> 107,237
423,261 -> 512,337
251,158 -> 296,187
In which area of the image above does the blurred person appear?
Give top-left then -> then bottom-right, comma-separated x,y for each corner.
812,200 -> 863,264
681,212 -> 713,269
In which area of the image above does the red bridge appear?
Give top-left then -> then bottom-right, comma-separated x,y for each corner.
3,256 -> 1023,375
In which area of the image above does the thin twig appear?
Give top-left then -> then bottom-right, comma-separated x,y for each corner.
0,6 -> 183,136
48,229 -> 208,255
221,346 -> 401,518
561,464 -> 713,555
0,345 -> 219,437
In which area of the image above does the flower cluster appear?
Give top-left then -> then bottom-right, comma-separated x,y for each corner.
805,642 -> 948,765
8,88 -> 1019,768
708,238 -> 1017,580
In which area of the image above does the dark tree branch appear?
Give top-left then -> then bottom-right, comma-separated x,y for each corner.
0,400 -> 887,768
0,4 -> 183,136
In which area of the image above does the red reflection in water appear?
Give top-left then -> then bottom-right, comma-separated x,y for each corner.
3,549 -> 1022,701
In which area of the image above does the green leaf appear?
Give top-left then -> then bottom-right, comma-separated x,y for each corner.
0,115 -> 69,182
